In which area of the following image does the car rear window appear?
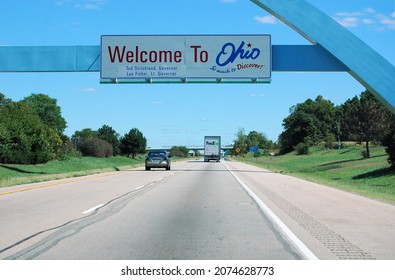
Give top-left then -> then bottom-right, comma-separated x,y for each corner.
148,152 -> 166,157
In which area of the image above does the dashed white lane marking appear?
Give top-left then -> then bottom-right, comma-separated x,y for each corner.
82,204 -> 105,214
81,173 -> 174,215
224,161 -> 319,260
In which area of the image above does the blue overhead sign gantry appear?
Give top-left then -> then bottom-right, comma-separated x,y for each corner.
0,0 -> 393,114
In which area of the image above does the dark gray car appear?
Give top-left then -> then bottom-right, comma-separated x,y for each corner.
145,150 -> 171,170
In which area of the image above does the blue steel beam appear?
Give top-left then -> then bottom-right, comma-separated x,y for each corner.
0,46 -> 100,72
273,45 -> 348,72
0,45 -> 347,72
251,0 -> 395,113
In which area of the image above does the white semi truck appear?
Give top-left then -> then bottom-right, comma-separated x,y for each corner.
204,136 -> 221,162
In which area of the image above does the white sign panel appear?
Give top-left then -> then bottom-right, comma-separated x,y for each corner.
100,35 -> 271,83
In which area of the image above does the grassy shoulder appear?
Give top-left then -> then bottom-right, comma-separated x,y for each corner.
0,156 -> 146,188
231,146 -> 395,204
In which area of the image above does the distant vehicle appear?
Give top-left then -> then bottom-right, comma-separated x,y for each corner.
204,136 -> 221,162
145,150 -> 171,170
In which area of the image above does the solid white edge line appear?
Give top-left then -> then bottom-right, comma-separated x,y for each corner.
82,203 -> 105,214
224,161 -> 319,260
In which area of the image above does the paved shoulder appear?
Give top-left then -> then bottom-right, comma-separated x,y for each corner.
225,160 -> 395,260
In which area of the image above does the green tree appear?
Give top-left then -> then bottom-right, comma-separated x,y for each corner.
72,128 -> 98,141
98,125 -> 121,155
279,96 -> 337,154
279,110 -> 320,153
340,91 -> 392,158
247,131 -> 274,150
0,101 -> 62,164
246,131 -> 261,148
233,128 -> 249,155
338,96 -> 360,141
0,93 -> 12,107
233,129 -> 275,155
21,93 -> 67,134
120,128 -> 147,158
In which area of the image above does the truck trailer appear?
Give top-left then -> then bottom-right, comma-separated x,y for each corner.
204,136 -> 221,162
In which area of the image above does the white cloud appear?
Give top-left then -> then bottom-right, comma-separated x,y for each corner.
362,18 -> 374,25
364,7 -> 376,14
336,17 -> 358,27
334,7 -> 395,30
58,0 -> 105,10
380,18 -> 395,29
249,93 -> 266,97
74,87 -> 97,92
254,15 -> 277,24
74,3 -> 98,10
335,12 -> 363,17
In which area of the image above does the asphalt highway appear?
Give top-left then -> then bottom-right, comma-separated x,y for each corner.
1,159 -> 394,260
0,160 -> 302,260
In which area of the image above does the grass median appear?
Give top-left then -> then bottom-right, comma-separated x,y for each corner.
232,146 -> 395,204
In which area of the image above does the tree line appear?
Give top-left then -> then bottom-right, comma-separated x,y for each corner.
2,90 -> 395,167
266,91 -> 394,166
0,93 -> 148,164
72,126 -> 147,159
232,91 -> 395,167
231,129 -> 276,156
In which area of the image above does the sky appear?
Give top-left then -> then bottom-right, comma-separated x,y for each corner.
0,0 -> 394,148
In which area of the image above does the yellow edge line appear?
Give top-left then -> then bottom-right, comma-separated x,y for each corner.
0,171 -> 128,197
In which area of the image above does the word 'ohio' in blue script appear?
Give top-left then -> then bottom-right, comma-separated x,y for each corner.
216,41 -> 261,67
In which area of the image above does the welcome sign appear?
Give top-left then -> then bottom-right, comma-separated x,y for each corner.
100,35 -> 271,83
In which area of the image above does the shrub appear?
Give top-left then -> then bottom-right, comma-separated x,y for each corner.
253,150 -> 263,158
295,142 -> 310,155
79,138 -> 113,158
324,133 -> 337,149
57,138 -> 81,160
